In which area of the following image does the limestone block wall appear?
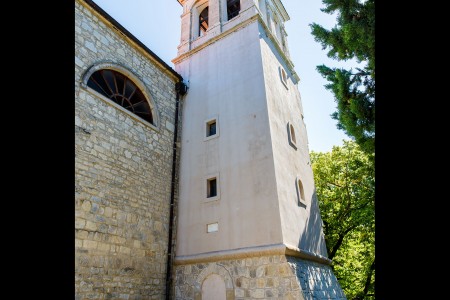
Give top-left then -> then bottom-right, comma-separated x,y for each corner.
75,1 -> 180,299
174,255 -> 346,300
287,257 -> 346,300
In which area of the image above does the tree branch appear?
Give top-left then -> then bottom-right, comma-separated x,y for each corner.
328,225 -> 356,260
327,182 -> 344,188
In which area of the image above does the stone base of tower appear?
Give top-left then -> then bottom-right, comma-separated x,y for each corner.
286,256 -> 346,300
174,251 -> 346,299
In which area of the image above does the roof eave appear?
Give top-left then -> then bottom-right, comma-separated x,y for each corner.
81,0 -> 183,81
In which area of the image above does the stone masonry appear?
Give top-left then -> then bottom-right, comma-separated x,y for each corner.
75,0 -> 181,299
75,1 -> 347,299
174,255 -> 346,300
287,257 -> 346,300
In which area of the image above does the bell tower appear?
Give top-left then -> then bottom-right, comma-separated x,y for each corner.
172,1 -> 346,299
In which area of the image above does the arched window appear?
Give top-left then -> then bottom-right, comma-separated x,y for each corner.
289,123 -> 296,144
227,0 -> 240,20
199,7 -> 209,36
287,121 -> 297,149
87,69 -> 154,124
297,178 -> 306,205
290,124 -> 296,143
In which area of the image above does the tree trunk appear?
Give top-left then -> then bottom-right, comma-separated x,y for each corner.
363,259 -> 375,297
329,226 -> 354,260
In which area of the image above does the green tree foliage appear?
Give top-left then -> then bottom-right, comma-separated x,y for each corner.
310,0 -> 375,154
311,141 -> 374,299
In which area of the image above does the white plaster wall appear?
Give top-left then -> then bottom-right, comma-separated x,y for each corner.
175,21 -> 283,256
258,22 -> 328,257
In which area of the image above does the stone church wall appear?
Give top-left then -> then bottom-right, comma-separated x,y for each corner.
75,0 -> 180,298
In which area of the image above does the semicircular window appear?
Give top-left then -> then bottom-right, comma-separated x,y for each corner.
87,69 -> 153,124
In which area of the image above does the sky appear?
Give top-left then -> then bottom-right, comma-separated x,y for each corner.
91,0 -> 358,153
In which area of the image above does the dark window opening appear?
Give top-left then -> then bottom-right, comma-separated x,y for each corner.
227,0 -> 240,20
207,120 -> 217,137
199,7 -> 209,36
87,69 -> 153,124
207,178 -> 217,198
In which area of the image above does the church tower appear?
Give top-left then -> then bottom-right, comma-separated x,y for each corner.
172,1 -> 346,299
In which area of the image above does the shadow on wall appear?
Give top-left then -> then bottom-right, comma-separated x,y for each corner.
288,256 -> 347,300
291,192 -> 347,299
298,189 -> 328,257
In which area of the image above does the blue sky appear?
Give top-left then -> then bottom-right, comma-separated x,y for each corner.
91,0 -> 357,153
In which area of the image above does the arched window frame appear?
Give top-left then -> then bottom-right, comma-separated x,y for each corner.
202,274 -> 226,299
199,6 -> 209,37
296,176 -> 307,206
287,121 -> 297,150
280,66 -> 288,89
81,62 -> 160,131
190,0 -> 209,40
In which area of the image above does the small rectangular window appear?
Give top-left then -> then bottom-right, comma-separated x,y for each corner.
207,222 -> 218,233
204,117 -> 219,141
207,120 -> 216,137
227,0 -> 240,20
207,178 -> 217,198
205,173 -> 220,202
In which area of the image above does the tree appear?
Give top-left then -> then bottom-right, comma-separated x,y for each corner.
311,140 -> 374,299
310,0 -> 375,154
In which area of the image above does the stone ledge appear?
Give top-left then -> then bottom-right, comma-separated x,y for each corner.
174,243 -> 332,266
284,243 -> 332,265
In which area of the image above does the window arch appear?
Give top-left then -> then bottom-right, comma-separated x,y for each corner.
202,274 -> 226,300
287,121 -> 297,149
81,62 -> 159,128
194,264 -> 234,299
199,6 -> 209,36
87,69 -> 153,124
297,178 -> 306,206
227,0 -> 240,20
290,124 -> 296,144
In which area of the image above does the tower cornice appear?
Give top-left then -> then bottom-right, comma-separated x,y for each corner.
272,0 -> 290,22
80,0 -> 183,82
256,9 -> 299,82
172,14 -> 260,65
172,12 -> 300,83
